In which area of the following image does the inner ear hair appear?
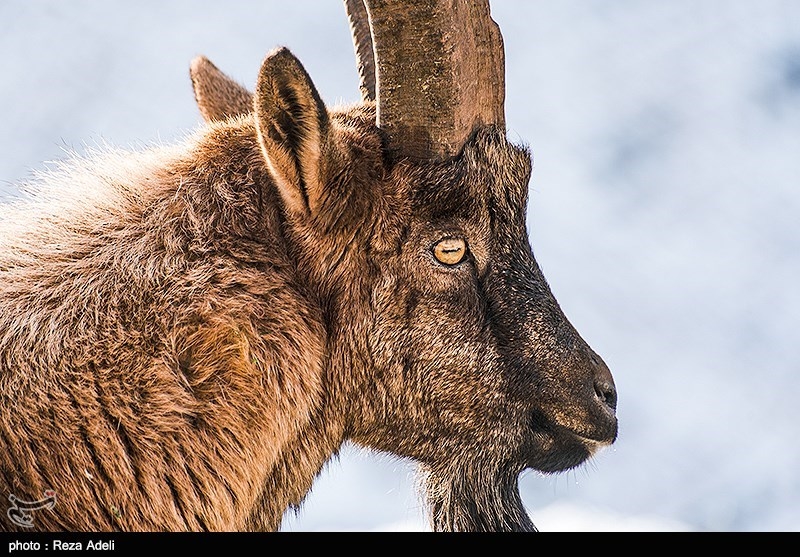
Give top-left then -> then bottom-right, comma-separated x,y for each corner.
254,47 -> 330,217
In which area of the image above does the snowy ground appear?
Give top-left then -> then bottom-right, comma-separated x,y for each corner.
1,1 -> 798,532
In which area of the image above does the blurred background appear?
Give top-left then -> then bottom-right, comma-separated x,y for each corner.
1,1 -> 798,532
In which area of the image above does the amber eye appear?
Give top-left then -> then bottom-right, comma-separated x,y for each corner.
432,238 -> 467,266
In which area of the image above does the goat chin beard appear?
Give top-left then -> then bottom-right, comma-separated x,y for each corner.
418,461 -> 537,532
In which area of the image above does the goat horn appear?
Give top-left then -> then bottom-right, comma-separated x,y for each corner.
345,0 -> 506,160
344,0 -> 377,103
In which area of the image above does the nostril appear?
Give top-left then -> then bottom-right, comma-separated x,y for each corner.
594,380 -> 617,411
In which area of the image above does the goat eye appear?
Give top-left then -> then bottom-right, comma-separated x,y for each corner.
432,238 -> 467,266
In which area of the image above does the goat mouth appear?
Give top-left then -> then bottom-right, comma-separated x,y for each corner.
522,412 -> 616,473
564,421 -> 618,446
534,405 -> 618,444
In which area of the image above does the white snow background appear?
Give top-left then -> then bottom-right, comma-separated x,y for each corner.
1,1 -> 798,532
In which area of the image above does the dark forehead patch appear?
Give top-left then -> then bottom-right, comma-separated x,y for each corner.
411,163 -> 482,222
410,128 -> 532,224
466,128 -> 532,213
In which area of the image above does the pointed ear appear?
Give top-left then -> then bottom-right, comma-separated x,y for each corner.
190,55 -> 254,122
254,47 -> 330,217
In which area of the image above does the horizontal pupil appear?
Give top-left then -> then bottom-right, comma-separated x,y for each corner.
434,240 -> 466,264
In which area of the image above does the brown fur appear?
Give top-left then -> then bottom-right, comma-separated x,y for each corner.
0,46 -> 616,532
190,56 -> 253,123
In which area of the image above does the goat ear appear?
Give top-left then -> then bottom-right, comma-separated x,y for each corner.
254,47 -> 330,217
190,55 -> 253,122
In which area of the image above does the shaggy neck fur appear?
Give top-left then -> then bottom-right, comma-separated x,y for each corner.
0,115 -> 365,531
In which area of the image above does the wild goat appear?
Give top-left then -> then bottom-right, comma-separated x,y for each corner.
0,0 -> 617,531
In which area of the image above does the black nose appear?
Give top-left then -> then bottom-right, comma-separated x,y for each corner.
594,379 -> 617,412
589,351 -> 617,412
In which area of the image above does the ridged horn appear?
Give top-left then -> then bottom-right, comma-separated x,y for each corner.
344,0 -> 506,160
344,0 -> 376,103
